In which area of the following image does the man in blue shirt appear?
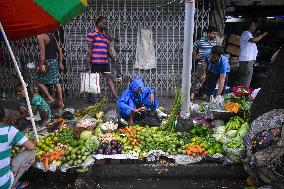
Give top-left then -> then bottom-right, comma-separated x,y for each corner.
202,45 -> 230,97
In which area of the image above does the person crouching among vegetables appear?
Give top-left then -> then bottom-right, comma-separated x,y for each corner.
16,83 -> 51,127
117,76 -> 166,126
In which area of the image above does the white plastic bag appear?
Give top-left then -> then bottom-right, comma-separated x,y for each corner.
80,72 -> 100,94
135,28 -> 157,70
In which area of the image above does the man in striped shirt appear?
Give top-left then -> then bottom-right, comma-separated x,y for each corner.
86,16 -> 118,102
0,107 -> 35,189
191,26 -> 218,100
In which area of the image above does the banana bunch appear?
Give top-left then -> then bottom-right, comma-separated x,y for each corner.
225,116 -> 244,131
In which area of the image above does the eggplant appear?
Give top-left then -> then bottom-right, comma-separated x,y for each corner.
96,148 -> 104,154
117,148 -> 122,154
111,148 -> 118,154
110,140 -> 117,147
116,141 -> 122,148
104,147 -> 112,155
101,143 -> 107,149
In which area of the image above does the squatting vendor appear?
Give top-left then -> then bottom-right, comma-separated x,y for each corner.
117,76 -> 166,126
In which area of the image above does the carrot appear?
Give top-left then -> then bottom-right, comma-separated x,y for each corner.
44,157 -> 49,170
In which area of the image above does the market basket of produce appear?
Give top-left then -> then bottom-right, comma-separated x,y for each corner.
232,86 -> 254,97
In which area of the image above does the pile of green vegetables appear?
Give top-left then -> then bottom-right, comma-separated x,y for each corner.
58,128 -> 75,145
139,126 -> 182,155
163,88 -> 182,131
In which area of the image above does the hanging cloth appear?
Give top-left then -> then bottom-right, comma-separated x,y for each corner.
135,28 -> 157,70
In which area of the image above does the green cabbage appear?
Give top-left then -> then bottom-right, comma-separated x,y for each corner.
227,130 -> 238,138
80,131 -> 93,141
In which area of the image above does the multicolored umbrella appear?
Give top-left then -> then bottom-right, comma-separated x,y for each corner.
0,0 -> 88,40
0,0 -> 88,140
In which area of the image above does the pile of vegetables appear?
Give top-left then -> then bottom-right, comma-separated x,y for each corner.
100,121 -> 118,132
224,95 -> 251,118
35,134 -> 58,159
42,150 -> 65,170
224,102 -> 240,113
120,126 -> 142,156
139,127 -> 181,156
96,140 -> 123,155
225,116 -> 250,140
61,145 -> 91,167
190,124 -> 212,137
30,87 -> 255,171
58,128 -> 75,145
185,145 -> 207,156
163,88 -> 182,131
85,136 -> 100,152
98,133 -> 116,143
74,97 -> 108,118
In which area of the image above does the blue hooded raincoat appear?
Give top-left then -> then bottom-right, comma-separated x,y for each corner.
117,77 -> 159,119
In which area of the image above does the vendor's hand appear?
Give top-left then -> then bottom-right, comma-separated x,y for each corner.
150,93 -> 154,104
132,109 -> 141,115
133,107 -> 146,114
138,107 -> 146,111
262,32 -> 268,36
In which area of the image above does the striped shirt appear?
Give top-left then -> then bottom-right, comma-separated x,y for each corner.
193,37 -> 217,63
87,28 -> 110,64
0,125 -> 27,189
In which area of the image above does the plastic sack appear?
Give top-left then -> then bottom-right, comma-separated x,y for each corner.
243,110 -> 284,186
168,155 -> 203,165
250,88 -> 261,100
104,110 -> 118,123
80,72 -> 100,94
208,95 -> 225,110
76,118 -> 96,129
191,103 -> 200,113
146,150 -> 165,161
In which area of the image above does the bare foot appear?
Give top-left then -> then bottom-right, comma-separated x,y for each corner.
57,101 -> 64,108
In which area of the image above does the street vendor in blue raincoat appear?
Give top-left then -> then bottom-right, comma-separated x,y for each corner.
118,76 -> 166,126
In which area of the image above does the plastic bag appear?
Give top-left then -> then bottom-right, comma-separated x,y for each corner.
80,72 -> 100,94
168,155 -> 203,165
208,95 -> 225,110
104,110 -> 118,123
76,115 -> 96,129
146,150 -> 165,161
243,110 -> 284,186
250,88 -> 261,100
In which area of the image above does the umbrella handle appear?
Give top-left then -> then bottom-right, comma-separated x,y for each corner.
0,22 -> 39,142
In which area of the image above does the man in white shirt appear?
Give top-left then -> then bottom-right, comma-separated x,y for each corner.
239,21 -> 268,87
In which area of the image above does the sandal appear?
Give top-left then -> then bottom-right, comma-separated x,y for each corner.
16,181 -> 29,189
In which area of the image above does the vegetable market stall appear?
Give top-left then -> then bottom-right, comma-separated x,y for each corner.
11,87 -> 259,188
